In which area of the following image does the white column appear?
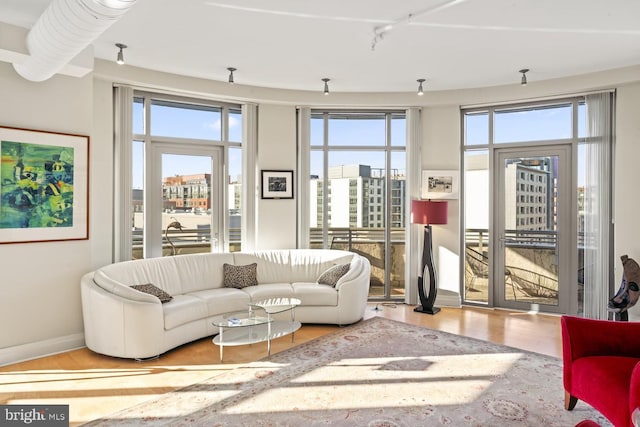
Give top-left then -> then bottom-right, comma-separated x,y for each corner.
297,107 -> 311,248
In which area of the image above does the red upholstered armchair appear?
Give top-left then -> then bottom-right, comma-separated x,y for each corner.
562,315 -> 640,427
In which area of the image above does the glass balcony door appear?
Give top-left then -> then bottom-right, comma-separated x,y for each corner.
143,143 -> 223,258
494,145 -> 574,313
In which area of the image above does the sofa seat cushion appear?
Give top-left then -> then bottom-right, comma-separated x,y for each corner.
163,294 -> 208,330
242,283 -> 295,302
188,287 -> 251,316
292,282 -> 338,306
572,356 -> 636,423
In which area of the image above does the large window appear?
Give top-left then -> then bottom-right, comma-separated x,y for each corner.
462,96 -> 612,316
128,92 -> 242,259
309,111 -> 406,299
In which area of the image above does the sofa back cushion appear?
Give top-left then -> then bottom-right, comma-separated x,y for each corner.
233,251 -> 292,284
93,249 -> 362,296
172,252 -> 235,294
289,249 -> 354,283
96,256 -> 182,296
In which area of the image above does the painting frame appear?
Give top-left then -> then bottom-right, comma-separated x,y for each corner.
0,126 -> 89,244
261,170 -> 294,199
422,169 -> 459,200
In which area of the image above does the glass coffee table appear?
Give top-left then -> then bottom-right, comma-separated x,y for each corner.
211,297 -> 301,362
251,297 -> 302,342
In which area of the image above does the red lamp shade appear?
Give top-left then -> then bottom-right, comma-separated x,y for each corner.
411,200 -> 448,225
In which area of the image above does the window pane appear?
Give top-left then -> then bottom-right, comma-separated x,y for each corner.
229,109 -> 242,143
327,153 -> 386,228
131,140 -> 144,259
577,143 -> 586,312
309,150 -> 324,247
133,97 -> 144,135
310,111 -> 406,300
150,100 -> 222,140
311,114 -> 324,146
328,114 -> 386,146
328,152 -> 386,296
228,147 -> 242,252
578,102 -> 587,138
390,151 -> 406,298
161,154 -> 213,256
465,112 -> 489,145
494,104 -> 572,143
391,114 -> 406,146
464,149 -> 489,304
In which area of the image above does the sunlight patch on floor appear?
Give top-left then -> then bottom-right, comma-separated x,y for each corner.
289,352 -> 523,383
218,353 -> 523,414
0,365 -> 234,399
223,380 -> 494,413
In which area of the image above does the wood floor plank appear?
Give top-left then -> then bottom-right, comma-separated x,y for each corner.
0,304 -> 561,426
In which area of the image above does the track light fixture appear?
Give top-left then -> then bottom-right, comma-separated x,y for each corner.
519,68 -> 529,86
115,43 -> 127,65
227,67 -> 236,84
417,78 -> 426,96
322,78 -> 330,95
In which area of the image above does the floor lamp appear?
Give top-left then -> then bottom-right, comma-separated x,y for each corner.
411,199 -> 448,315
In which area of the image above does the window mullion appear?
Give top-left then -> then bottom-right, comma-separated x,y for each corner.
384,113 -> 392,299
322,112 -> 329,249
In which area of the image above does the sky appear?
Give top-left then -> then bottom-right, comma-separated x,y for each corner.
131,101 -> 587,189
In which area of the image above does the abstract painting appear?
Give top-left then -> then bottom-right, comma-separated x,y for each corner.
0,126 -> 88,243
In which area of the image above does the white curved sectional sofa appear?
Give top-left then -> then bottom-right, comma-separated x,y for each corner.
80,249 -> 371,359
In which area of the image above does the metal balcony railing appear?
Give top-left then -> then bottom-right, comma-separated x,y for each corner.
131,226 -> 407,298
464,228 -> 559,302
132,227 -> 241,250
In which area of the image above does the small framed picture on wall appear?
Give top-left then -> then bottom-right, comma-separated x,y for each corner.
422,170 -> 459,199
261,170 -> 294,199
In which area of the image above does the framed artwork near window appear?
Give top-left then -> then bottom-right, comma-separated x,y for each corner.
261,170 -> 294,199
0,126 -> 89,244
422,169 -> 459,199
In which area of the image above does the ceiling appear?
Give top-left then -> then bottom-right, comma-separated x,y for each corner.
1,0 -> 639,93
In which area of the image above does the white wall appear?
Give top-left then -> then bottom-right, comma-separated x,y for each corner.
0,62 -> 94,364
614,83 -> 640,320
1,57 -> 639,365
421,106 -> 461,302
256,104 -> 297,249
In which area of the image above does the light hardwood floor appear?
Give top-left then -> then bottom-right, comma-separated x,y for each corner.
1,304 -> 562,426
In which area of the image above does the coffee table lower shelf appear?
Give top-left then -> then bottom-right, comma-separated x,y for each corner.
212,320 -> 301,362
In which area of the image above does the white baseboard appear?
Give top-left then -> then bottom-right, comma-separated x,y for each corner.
435,289 -> 462,308
0,333 -> 85,367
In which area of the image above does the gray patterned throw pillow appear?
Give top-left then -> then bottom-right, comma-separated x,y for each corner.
317,263 -> 350,287
131,283 -> 173,303
223,263 -> 258,289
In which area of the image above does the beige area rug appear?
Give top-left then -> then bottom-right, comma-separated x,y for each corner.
85,317 -> 611,427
